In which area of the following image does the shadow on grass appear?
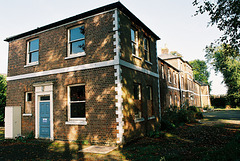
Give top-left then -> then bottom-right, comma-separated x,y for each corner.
0,123 -> 239,161
120,122 -> 240,161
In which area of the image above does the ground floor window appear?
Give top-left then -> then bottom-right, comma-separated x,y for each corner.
68,84 -> 86,121
133,83 -> 142,119
146,85 -> 153,117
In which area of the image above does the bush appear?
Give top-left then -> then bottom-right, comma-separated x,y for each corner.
195,112 -> 203,119
161,106 -> 204,130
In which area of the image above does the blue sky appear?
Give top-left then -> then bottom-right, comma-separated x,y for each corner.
0,0 -> 227,94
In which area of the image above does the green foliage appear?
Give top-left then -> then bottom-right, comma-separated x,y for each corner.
193,0 -> 240,50
161,106 -> 203,130
205,44 -> 240,107
170,51 -> 183,57
189,59 -> 211,90
0,74 -> 7,126
210,95 -> 227,108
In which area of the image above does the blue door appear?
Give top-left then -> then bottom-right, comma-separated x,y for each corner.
39,102 -> 50,138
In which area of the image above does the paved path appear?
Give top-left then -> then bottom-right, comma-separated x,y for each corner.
203,110 -> 240,125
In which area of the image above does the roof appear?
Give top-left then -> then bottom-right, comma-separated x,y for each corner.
5,2 -> 160,42
159,54 -> 193,69
158,57 -> 180,72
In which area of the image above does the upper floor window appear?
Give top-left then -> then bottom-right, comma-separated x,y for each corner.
131,28 -> 138,57
27,39 -> 39,65
162,65 -> 164,79
168,69 -> 171,83
68,25 -> 85,58
144,37 -> 150,62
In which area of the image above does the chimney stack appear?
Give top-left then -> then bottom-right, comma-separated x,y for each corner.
161,43 -> 169,54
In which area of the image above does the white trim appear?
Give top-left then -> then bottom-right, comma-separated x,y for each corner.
145,60 -> 152,65
168,86 -> 180,91
113,9 -> 124,144
65,121 -> 87,125
134,117 -> 145,123
67,84 -> 86,122
7,60 -> 116,81
24,61 -> 39,68
132,54 -> 142,60
67,25 -> 85,57
201,94 -> 210,97
7,59 -> 159,81
148,116 -> 156,120
64,53 -> 86,60
156,45 -> 161,121
23,113 -> 32,117
119,59 -> 159,78
34,82 -> 54,140
7,9 -> 116,43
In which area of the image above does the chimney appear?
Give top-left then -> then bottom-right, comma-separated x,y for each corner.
161,43 -> 169,54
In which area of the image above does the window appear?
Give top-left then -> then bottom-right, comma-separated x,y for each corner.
68,25 -> 85,57
162,65 -> 164,79
170,95 -> 172,106
131,28 -> 138,56
146,86 -> 153,117
27,39 -> 39,65
24,92 -> 33,116
173,72 -> 175,84
68,85 -> 86,120
26,93 -> 32,102
175,95 -> 177,106
133,83 -> 142,120
168,69 -> 171,83
144,37 -> 150,62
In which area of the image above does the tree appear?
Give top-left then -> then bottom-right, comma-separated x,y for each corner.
193,0 -> 240,54
189,59 -> 211,89
0,74 -> 6,126
205,44 -> 240,107
170,51 -> 183,57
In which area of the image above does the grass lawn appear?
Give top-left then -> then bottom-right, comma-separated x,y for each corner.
0,122 -> 240,160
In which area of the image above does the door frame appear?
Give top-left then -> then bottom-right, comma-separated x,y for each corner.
33,82 -> 54,140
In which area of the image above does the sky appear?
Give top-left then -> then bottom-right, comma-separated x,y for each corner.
0,0 -> 227,95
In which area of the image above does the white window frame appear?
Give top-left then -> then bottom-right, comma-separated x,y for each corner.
25,38 -> 39,67
26,92 -> 33,102
168,69 -> 171,83
66,25 -> 86,59
143,37 -> 151,63
133,83 -> 143,122
162,65 -> 164,79
66,84 -> 87,125
131,28 -> 139,58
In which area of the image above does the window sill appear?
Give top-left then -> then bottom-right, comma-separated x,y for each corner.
132,54 -> 142,60
134,117 -> 145,123
65,121 -> 87,125
24,62 -> 39,67
148,116 -> 155,120
23,113 -> 32,117
145,60 -> 152,65
65,52 -> 86,60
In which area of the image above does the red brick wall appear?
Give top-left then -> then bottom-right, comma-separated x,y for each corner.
7,11 -> 115,77
7,66 -> 117,144
121,66 -> 160,142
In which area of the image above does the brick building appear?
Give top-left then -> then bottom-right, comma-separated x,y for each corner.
158,47 -> 211,112
4,2 -> 210,144
5,2 -> 160,144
